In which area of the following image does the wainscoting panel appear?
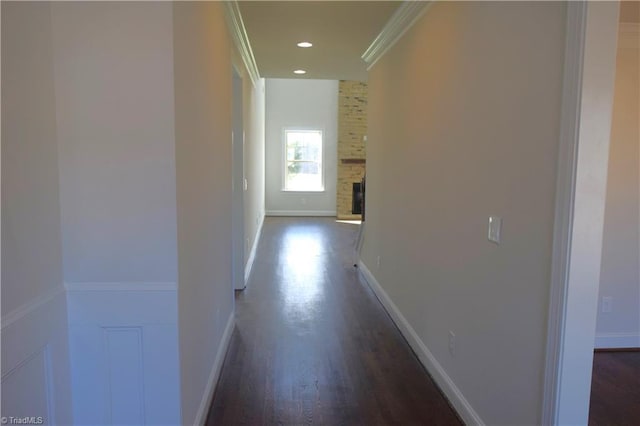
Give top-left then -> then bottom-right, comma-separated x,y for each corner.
1,345 -> 53,422
104,327 -> 145,424
66,284 -> 180,425
1,288 -> 73,425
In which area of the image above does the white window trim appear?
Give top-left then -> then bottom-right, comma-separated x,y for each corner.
281,127 -> 326,193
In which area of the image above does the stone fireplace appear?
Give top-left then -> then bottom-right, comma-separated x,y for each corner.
337,81 -> 367,220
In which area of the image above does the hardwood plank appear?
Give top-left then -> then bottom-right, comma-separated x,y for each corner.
207,217 -> 462,425
589,351 -> 640,426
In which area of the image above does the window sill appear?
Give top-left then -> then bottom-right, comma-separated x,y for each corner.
281,189 -> 325,193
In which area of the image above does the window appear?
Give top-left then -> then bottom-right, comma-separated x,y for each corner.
284,129 -> 323,191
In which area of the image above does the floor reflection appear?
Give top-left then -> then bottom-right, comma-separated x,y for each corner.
278,225 -> 326,328
208,217 -> 463,425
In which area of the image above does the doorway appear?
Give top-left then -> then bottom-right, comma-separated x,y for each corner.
543,2 -> 622,424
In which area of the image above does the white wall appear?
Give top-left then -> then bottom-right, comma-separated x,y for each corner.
1,2 -> 73,423
226,9 -> 267,287
360,2 -> 566,424
231,70 -> 245,290
228,24 -> 267,287
50,2 -> 180,423
596,23 -> 640,348
242,76 -> 266,283
173,2 -> 235,424
3,2 -> 250,424
265,79 -> 337,216
52,2 -> 178,284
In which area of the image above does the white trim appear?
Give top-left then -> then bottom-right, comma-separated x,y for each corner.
244,213 -> 265,286
266,210 -> 336,217
1,285 -> 65,330
193,311 -> 235,426
542,2 -> 586,424
102,326 -> 146,425
357,260 -> 484,426
1,343 -> 50,381
544,3 -> 620,424
223,1 -> 260,86
618,23 -> 639,49
362,1 -> 434,70
595,332 -> 640,349
43,344 -> 56,423
280,189 -> 326,193
64,282 -> 177,292
356,221 -> 365,254
1,344 -> 56,422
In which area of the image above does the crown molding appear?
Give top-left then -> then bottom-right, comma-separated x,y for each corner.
618,23 -> 639,49
362,1 -> 434,70
224,1 -> 261,86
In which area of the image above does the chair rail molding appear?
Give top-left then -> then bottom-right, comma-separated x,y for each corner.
1,285 -> 66,330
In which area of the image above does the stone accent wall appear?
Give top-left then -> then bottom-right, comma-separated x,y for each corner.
337,81 -> 367,219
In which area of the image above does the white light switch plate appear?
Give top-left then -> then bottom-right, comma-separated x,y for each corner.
488,216 -> 502,244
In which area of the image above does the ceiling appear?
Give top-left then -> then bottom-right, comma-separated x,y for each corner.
239,1 -> 639,81
238,1 -> 400,81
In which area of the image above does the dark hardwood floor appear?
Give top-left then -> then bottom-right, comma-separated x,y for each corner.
207,217 -> 462,425
589,350 -> 640,425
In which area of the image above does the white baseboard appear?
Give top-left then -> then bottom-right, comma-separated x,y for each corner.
357,260 -> 484,426
244,214 -> 264,286
595,332 -> 640,349
193,311 -> 235,425
266,210 -> 336,217
64,281 -> 176,292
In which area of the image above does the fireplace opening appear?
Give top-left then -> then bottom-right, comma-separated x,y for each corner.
352,182 -> 363,215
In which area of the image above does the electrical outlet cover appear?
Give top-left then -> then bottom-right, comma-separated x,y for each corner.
488,216 -> 502,244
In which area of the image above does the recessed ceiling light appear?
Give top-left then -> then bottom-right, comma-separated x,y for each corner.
293,69 -> 306,75
297,41 -> 313,48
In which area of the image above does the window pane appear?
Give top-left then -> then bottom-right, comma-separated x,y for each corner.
285,130 -> 323,191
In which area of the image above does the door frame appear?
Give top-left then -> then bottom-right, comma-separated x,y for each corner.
542,2 -> 620,424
